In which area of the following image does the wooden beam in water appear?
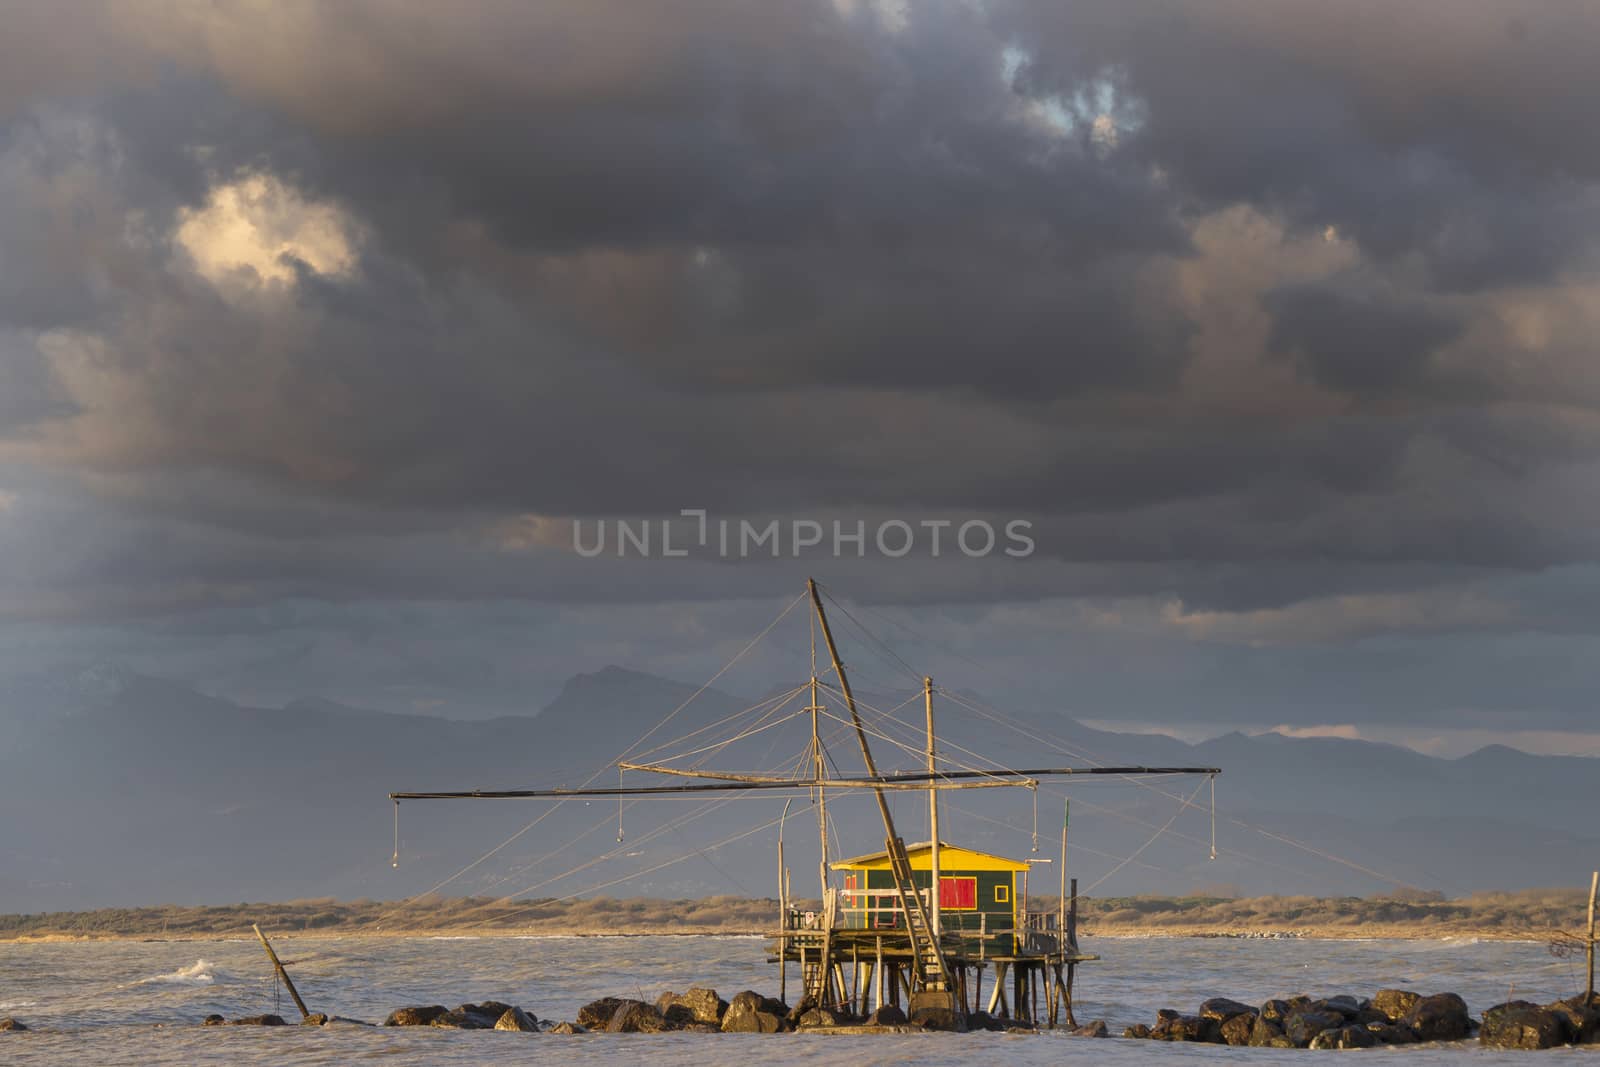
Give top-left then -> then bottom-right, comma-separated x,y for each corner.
251,923 -> 310,1022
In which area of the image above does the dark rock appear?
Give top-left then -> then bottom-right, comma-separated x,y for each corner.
202,1014 -> 225,1026
797,1007 -> 849,1028
1247,1016 -> 1285,1047
722,992 -> 785,1033
1480,1003 -> 1569,1050
1071,1019 -> 1108,1037
1122,1023 -> 1152,1039
1155,1008 -> 1182,1025
965,1011 -> 1004,1031
230,1015 -> 287,1026
1372,988 -> 1421,1022
1152,1014 -> 1220,1042
1366,1021 -> 1419,1045
1317,995 -> 1362,1018
472,1001 -> 513,1018
0,1017 -> 28,1031
1353,1007 -> 1390,1026
1402,992 -> 1472,1042
1199,997 -> 1256,1022
605,1000 -> 668,1034
656,987 -> 726,1025
576,997 -> 627,1030
301,1013 -> 329,1026
867,1005 -> 907,1027
431,1010 -> 493,1030
1548,996 -> 1600,1044
547,1021 -> 586,1034
495,1007 -> 539,1032
384,1005 -> 450,1027
1220,1013 -> 1255,1046
1284,1009 -> 1345,1047
721,1008 -> 781,1033
1259,998 -> 1296,1023
1310,1024 -> 1376,1050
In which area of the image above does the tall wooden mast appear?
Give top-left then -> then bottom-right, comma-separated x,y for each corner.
807,579 -> 950,995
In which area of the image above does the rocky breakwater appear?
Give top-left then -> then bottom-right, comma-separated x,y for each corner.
1479,995 -> 1600,1050
382,1001 -> 540,1031
1124,989 -> 1476,1049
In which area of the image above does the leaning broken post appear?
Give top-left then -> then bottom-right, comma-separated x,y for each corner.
252,923 -> 311,1021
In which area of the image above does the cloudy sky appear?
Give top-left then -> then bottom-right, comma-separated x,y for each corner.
2,0 -> 1599,755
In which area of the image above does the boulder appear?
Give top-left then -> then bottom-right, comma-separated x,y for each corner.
721,1006 -> 781,1033
202,1014 -> 226,1026
1480,1003 -> 1569,1050
656,987 -> 726,1025
1199,997 -> 1256,1022
1247,1016 -> 1285,1047
1122,1023 -> 1152,1039
495,1007 -> 539,1032
1071,1019 -> 1108,1037
430,1010 -> 494,1030
605,1000 -> 669,1033
0,1018 -> 28,1031
301,1013 -> 330,1026
547,1021 -> 586,1034
1402,992 -> 1472,1042
1152,1014 -> 1220,1042
1548,996 -> 1600,1044
576,997 -> 628,1030
966,1012 -> 1005,1032
1317,995 -> 1362,1018
1372,988 -> 1421,1022
1203,998 -> 1254,1023
453,1003 -> 508,1028
1283,1009 -> 1345,1047
1259,998 -> 1297,1024
796,1007 -> 849,1029
230,1015 -> 287,1026
384,1005 -> 450,1027
1366,1021 -> 1420,1044
728,990 -> 788,1017
1309,1024 -> 1376,1050
867,1005 -> 907,1027
1220,1013 -> 1255,1046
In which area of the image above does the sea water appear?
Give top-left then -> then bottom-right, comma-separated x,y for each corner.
1,934 -> 1595,1064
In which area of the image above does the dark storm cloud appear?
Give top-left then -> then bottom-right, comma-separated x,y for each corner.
0,0 -> 1597,703
1264,279 -> 1465,394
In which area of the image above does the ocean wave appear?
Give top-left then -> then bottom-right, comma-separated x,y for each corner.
134,959 -> 218,986
0,999 -> 38,1010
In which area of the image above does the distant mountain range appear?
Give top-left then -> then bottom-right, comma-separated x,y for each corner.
1,665 -> 1595,912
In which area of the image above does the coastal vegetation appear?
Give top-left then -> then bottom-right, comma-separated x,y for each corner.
1,887 -> 1589,942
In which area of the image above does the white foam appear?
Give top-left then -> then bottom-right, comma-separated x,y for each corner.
135,959 -> 218,986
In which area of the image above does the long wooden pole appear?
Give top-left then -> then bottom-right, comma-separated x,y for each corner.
811,674 -> 829,903
926,676 -> 941,939
1058,797 -> 1068,951
1586,870 -> 1597,1004
252,924 -> 310,1021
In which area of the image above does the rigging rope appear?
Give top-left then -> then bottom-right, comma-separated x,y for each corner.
383,590 -> 808,920
1084,777 -> 1210,893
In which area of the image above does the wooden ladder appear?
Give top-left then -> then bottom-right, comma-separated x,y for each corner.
885,836 -> 950,992
805,888 -> 838,1004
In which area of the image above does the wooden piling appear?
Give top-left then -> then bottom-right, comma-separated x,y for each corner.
251,924 -> 310,1021
1587,870 -> 1597,1005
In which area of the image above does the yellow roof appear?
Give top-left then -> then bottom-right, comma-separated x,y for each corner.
832,841 -> 1031,873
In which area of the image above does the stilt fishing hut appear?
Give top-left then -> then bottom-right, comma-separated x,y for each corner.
391,578 -> 1220,1030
